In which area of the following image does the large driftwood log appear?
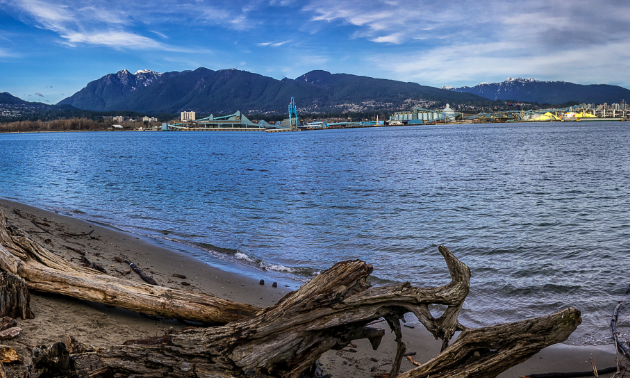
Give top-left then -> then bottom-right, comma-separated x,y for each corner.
63,249 -> 578,378
0,211 -> 581,377
0,211 -> 257,324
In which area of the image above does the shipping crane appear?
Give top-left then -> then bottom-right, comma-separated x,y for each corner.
288,97 -> 298,131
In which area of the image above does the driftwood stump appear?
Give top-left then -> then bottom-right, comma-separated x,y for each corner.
0,210 -> 582,377
0,271 -> 33,319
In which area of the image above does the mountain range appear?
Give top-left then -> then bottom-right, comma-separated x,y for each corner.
57,68 -> 495,114
4,71 -> 630,118
443,78 -> 630,104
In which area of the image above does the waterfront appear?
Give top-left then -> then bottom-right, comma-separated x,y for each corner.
0,122 -> 629,345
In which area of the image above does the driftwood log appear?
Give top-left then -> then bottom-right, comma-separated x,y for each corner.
0,211 -> 582,377
63,256 -> 580,378
0,211 -> 257,324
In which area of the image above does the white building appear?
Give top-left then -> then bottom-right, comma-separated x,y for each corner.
443,104 -> 456,121
142,116 -> 158,122
181,111 -> 196,122
113,116 -> 124,123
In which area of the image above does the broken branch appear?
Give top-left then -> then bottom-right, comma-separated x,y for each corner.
124,259 -> 157,285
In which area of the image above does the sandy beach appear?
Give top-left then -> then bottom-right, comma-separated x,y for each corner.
0,197 -> 619,377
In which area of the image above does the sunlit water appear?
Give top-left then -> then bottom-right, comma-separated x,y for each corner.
1,123 -> 629,345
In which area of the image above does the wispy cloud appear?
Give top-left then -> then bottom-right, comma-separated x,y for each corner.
150,30 -> 168,39
370,33 -> 403,44
61,31 -> 166,49
257,40 -> 291,47
35,92 -> 43,97
4,0 -> 261,50
269,0 -> 295,6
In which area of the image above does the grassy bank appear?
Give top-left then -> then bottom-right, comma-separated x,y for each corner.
0,118 -> 159,133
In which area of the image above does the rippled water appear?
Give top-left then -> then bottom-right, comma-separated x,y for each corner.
1,123 -> 629,345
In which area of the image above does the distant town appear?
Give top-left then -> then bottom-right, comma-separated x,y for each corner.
2,98 -> 629,134
125,99 -> 630,133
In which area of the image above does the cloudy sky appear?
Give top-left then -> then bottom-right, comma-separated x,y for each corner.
1,0 -> 629,103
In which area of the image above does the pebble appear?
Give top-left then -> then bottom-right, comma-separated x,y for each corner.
272,282 -> 277,288
259,279 -> 265,285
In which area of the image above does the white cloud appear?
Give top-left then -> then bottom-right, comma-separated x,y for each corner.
61,31 -> 166,49
5,0 -> 260,50
17,0 -> 74,31
371,33 -> 403,44
257,40 -> 291,47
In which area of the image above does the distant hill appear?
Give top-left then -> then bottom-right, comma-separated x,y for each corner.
0,91 -> 151,122
0,92 -> 29,105
443,78 -> 630,104
58,68 -> 497,114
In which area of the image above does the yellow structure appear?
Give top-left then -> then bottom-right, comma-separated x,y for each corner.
530,112 -> 561,121
574,112 -> 597,119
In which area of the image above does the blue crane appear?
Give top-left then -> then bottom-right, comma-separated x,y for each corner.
288,97 -> 298,131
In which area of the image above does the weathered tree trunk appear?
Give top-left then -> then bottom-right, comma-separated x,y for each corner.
65,249 -> 578,378
0,211 -> 257,324
0,271 -> 33,319
399,307 -> 581,378
0,211 -> 581,378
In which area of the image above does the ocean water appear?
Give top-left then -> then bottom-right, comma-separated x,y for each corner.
1,123 -> 629,345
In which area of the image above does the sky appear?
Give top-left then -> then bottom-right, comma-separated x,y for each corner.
1,0 -> 629,104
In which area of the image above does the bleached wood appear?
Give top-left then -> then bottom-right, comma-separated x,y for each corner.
0,211 -> 257,324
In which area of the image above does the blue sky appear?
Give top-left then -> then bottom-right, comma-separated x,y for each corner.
1,0 -> 629,104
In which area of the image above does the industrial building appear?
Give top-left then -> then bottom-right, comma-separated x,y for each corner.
164,111 -> 264,131
389,104 -> 458,125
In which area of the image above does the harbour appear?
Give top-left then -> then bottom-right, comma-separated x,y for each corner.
152,98 -> 630,133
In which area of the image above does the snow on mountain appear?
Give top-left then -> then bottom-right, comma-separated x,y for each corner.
135,69 -> 160,75
443,77 -> 630,104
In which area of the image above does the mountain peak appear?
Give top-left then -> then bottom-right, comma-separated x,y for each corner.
135,69 -> 160,75
0,92 -> 28,105
295,70 -> 332,85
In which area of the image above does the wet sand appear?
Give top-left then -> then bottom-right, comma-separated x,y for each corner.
0,198 -> 618,377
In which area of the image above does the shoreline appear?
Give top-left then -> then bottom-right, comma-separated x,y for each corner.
0,198 -> 619,377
